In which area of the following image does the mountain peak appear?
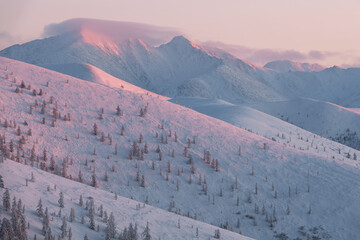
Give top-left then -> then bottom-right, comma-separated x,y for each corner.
167,35 -> 202,49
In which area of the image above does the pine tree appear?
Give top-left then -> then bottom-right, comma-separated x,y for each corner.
79,195 -> 84,207
78,170 -> 83,183
11,205 -> 21,239
36,199 -> 44,217
42,208 -> 50,236
104,171 -> 109,182
167,160 -> 171,173
141,175 -> 146,187
89,199 -> 95,230
106,212 -> 116,239
286,205 -> 291,215
19,213 -> 28,240
43,149 -> 47,162
0,217 -> 14,240
104,211 -> 108,223
61,216 -> 67,238
58,192 -> 64,208
0,175 -> 4,188
93,123 -> 98,135
3,188 -> 11,211
214,229 -> 221,239
116,105 -> 121,116
91,173 -> 97,188
69,208 -> 75,222
68,227 -> 72,240
101,132 -> 106,142
141,221 -> 151,240
247,192 -> 252,203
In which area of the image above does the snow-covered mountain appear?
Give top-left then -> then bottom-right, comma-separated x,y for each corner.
1,56 -> 360,240
2,19 -> 360,161
264,60 -> 326,72
2,19 -> 360,108
0,19 -> 290,103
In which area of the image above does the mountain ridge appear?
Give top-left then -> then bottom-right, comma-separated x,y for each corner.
2,19 -> 360,108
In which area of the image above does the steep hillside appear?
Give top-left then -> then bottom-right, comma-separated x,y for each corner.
0,160 -> 250,240
1,57 -> 360,240
43,62 -> 168,99
253,98 -> 360,151
170,97 -> 359,160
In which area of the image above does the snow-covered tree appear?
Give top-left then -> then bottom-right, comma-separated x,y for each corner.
58,192 -> 64,208
91,173 -> 97,188
89,199 -> 95,230
68,227 -> 72,240
36,199 -> 44,217
93,123 -> 98,135
69,208 -> 75,222
42,208 -> 50,236
3,188 -> 11,211
79,195 -> 84,207
106,212 -> 116,239
0,175 -> 4,188
214,229 -> 221,239
0,217 -> 14,240
141,221 -> 151,240
60,216 -> 67,238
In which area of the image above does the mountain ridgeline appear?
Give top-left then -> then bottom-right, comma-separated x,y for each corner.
2,24 -> 360,107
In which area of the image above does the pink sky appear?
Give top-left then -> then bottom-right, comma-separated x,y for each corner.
1,0 -> 359,67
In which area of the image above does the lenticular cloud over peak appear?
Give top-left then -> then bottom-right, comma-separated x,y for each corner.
42,18 -> 181,45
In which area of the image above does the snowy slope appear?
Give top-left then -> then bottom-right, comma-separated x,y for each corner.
1,57 -> 360,240
0,159 -> 251,240
43,62 -> 168,99
171,97 -> 360,160
264,60 -> 325,72
252,98 -> 360,150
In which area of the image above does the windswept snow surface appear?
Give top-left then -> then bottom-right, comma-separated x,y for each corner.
1,57 -> 360,239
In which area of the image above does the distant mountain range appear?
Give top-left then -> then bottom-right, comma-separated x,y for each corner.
264,60 -> 326,72
2,19 -> 360,107
0,19 -> 360,107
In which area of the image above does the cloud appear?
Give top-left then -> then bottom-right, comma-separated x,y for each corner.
202,41 -> 349,67
43,18 -> 182,45
246,49 -> 307,63
0,32 -> 18,50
